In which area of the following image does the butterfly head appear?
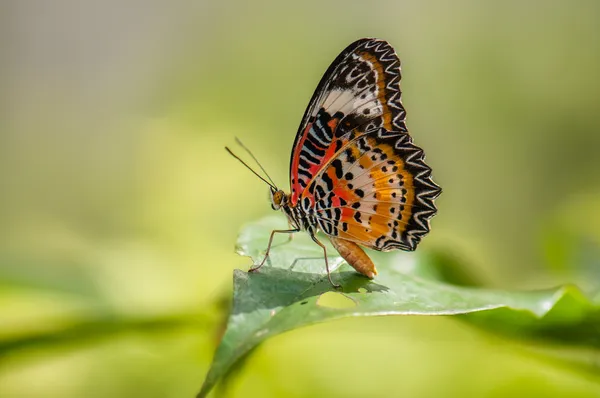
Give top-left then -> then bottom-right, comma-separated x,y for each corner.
270,187 -> 288,211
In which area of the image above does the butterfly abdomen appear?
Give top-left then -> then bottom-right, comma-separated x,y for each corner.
329,236 -> 377,278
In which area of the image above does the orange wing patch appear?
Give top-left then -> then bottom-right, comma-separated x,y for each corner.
309,129 -> 439,251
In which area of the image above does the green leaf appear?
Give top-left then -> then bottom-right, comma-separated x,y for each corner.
198,216 -> 599,397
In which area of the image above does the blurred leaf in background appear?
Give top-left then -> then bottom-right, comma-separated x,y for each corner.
1,0 -> 599,397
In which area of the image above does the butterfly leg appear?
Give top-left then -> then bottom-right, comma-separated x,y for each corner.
310,234 -> 341,289
286,222 -> 295,243
270,222 -> 297,249
249,228 -> 300,272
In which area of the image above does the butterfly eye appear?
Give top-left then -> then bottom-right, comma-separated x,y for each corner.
270,191 -> 282,210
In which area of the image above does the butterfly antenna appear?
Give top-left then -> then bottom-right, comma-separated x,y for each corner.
234,137 -> 277,188
225,146 -> 277,189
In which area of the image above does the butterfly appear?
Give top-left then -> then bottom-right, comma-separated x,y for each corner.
227,38 -> 441,287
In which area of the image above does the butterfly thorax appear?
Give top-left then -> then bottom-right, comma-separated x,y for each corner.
270,188 -> 318,234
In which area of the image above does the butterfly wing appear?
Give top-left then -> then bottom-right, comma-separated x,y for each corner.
309,128 -> 440,251
290,38 -> 441,251
289,38 -> 408,206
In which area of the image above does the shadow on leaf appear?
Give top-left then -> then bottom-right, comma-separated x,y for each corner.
232,268 -> 388,316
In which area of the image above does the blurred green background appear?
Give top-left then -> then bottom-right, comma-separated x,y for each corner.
1,1 -> 599,397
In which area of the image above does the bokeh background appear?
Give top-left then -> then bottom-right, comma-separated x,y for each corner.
1,1 -> 599,397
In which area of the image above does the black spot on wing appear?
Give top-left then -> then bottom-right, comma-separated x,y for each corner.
331,159 -> 344,179
321,172 -> 334,190
354,211 -> 362,223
